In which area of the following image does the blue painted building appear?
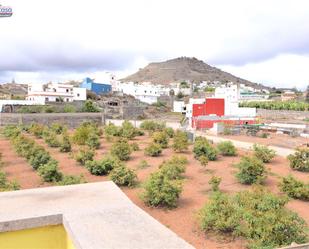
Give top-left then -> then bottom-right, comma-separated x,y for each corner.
80,77 -> 112,95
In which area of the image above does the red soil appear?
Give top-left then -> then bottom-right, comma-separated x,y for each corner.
0,137 -> 48,189
1,133 -> 308,249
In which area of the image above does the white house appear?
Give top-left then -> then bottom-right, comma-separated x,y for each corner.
115,82 -> 165,104
173,101 -> 186,113
215,84 -> 240,116
215,83 -> 239,103
27,83 -> 86,103
115,80 -> 193,105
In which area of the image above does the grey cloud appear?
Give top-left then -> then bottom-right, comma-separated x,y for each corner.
0,42 -> 140,72
207,14 -> 309,66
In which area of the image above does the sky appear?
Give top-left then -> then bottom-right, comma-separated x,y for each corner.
0,0 -> 309,89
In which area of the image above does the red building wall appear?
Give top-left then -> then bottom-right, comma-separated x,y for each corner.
205,98 -> 225,116
192,104 -> 207,117
192,98 -> 225,118
192,119 -> 256,129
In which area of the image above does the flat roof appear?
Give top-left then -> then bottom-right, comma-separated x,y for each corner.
0,181 -> 193,249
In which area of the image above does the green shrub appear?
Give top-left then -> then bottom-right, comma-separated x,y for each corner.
199,191 -> 239,233
75,148 -> 95,165
144,143 -> 162,157
85,156 -> 120,175
235,156 -> 266,185
199,187 -> 308,249
82,100 -> 100,112
198,155 -> 209,167
72,122 -> 101,145
63,104 -> 76,113
12,135 -> 35,158
50,123 -> 66,134
59,134 -> 72,152
12,135 -> 41,160
119,120 -> 136,139
57,174 -> 86,185
159,156 -> 187,180
193,137 -> 218,161
0,171 -> 20,191
38,160 -> 63,182
279,175 -> 309,201
72,124 -> 93,145
44,106 -> 56,113
111,139 -> 132,161
140,120 -> 165,132
163,127 -> 174,138
141,171 -> 183,208
209,176 -> 221,192
217,141 -> 237,156
134,129 -> 145,136
137,159 -> 150,169
104,122 -> 120,137
152,131 -> 169,148
130,142 -> 140,151
86,133 -> 101,149
3,125 -> 21,138
172,130 -> 189,152
29,149 -> 51,170
253,144 -> 276,163
288,148 -> 309,172
110,165 -> 137,187
29,123 -> 45,138
44,131 -> 60,147
235,188 -> 308,248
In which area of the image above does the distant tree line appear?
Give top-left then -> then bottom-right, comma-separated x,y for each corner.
240,100 -> 309,111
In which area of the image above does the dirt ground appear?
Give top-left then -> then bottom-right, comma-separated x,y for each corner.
219,132 -> 308,149
1,132 -> 309,249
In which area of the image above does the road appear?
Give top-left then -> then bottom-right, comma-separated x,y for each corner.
195,131 -> 294,157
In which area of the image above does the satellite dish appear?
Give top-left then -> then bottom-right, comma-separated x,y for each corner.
0,5 -> 13,17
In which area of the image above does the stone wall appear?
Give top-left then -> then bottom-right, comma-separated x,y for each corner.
257,109 -> 309,123
0,113 -> 105,128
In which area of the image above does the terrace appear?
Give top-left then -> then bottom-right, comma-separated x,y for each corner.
0,181 -> 193,249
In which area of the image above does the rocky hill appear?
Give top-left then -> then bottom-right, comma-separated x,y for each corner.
0,83 -> 27,97
122,57 -> 267,89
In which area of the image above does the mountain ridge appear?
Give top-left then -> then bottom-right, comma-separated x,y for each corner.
122,57 -> 269,90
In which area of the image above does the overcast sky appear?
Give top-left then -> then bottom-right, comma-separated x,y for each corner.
0,0 -> 308,89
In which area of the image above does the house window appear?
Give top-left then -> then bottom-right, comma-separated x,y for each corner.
53,88 -> 56,92
56,98 -> 60,102
66,98 -> 69,102
66,89 -> 69,93
77,93 -> 80,97
45,97 -> 49,101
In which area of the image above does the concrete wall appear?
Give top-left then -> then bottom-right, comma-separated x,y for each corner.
257,109 -> 309,121
0,113 -> 105,128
